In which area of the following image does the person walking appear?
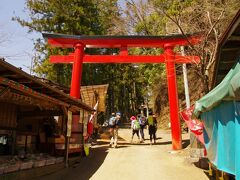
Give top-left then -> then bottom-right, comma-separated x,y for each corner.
139,115 -> 146,142
114,112 -> 121,148
130,116 -> 140,143
109,112 -> 121,148
147,112 -> 157,145
109,112 -> 116,147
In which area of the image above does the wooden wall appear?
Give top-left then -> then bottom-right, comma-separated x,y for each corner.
0,102 -> 17,129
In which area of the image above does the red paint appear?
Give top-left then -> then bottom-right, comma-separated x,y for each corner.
87,122 -> 93,135
120,47 -> 128,56
164,44 -> 182,150
45,33 -> 202,150
50,55 -> 200,64
70,44 -> 84,98
46,35 -> 201,48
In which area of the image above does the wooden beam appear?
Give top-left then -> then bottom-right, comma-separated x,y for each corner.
228,35 -> 240,41
222,47 -> 240,51
2,74 -> 20,78
217,69 -> 230,75
0,76 -> 69,107
18,79 -> 33,84
50,54 -> 200,64
0,70 -> 14,75
50,55 -> 74,64
19,110 -> 63,118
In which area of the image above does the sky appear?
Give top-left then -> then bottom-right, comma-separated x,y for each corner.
0,0 -> 41,73
0,0 -> 126,74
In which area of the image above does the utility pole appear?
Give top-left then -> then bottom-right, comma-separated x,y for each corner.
180,45 -> 197,147
178,28 -> 195,148
178,26 -> 190,109
180,47 -> 190,109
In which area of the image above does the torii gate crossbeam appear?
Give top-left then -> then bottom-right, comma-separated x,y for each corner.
43,33 -> 201,150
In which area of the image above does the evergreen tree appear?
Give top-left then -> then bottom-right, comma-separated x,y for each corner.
13,0 -> 144,120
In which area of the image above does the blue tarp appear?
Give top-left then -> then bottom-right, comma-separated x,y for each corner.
193,59 -> 240,118
201,101 -> 240,179
193,58 -> 240,179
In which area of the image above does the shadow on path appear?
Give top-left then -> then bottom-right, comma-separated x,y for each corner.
97,139 -> 190,148
35,133 -> 190,180
35,146 -> 109,180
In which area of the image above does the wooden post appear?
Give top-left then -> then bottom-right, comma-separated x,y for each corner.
62,107 -> 70,168
25,135 -> 28,154
64,135 -> 69,168
81,110 -> 85,156
11,130 -> 16,155
208,162 -> 213,176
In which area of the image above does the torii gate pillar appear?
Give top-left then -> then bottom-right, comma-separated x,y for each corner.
165,44 -> 182,150
70,43 -> 84,98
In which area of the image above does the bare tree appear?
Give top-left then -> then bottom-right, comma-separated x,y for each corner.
123,0 -> 240,94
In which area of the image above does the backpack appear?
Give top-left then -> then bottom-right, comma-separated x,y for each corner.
139,117 -> 146,126
109,117 -> 116,126
148,116 -> 157,127
133,120 -> 140,130
148,116 -> 154,126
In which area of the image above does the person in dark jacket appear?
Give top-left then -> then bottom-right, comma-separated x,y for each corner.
147,112 -> 157,145
139,115 -> 146,142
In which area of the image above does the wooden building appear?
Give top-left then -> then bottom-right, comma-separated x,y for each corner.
212,10 -> 240,88
0,58 -> 93,174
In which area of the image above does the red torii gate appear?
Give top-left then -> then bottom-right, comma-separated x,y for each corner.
43,33 -> 201,150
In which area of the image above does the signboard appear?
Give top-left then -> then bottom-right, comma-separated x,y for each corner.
67,111 -> 72,137
79,109 -> 84,123
83,111 -> 89,136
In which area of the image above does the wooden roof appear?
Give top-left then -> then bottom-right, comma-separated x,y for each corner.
33,77 -> 109,112
212,10 -> 240,88
81,84 -> 109,112
0,58 -> 93,112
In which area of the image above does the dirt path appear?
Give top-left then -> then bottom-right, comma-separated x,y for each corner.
37,128 -> 209,180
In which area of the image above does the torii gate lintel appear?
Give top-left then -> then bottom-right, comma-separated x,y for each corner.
43,33 -> 202,150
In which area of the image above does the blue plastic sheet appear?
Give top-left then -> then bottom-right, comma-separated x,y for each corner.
201,101 -> 240,179
193,59 -> 240,118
